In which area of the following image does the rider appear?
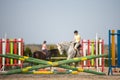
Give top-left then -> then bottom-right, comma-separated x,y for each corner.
42,40 -> 49,58
73,30 -> 81,51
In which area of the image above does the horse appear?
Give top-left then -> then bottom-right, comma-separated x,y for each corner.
32,49 -> 59,71
56,41 -> 81,67
33,51 -> 47,60
33,49 -> 59,60
57,41 -> 95,67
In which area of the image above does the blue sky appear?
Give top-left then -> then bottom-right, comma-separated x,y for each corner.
0,0 -> 120,44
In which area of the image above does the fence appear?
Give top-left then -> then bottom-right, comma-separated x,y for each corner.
0,38 -> 24,71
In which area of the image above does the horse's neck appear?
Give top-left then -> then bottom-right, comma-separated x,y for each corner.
62,42 -> 75,55
67,43 -> 76,59
61,42 -> 70,52
62,44 -> 70,51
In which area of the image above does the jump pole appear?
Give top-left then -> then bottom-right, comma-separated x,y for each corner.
18,38 -> 22,65
117,30 -> 120,67
1,34 -> 7,71
2,39 -> 6,71
10,39 -> 13,65
82,40 -> 87,67
98,39 -> 104,72
96,33 -> 99,72
91,40 -> 95,66
99,39 -> 102,66
101,39 -> 104,72
6,39 -> 10,66
0,39 -> 2,69
14,39 -> 17,65
87,40 -> 90,67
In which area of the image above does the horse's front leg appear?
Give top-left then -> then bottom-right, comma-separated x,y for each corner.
67,55 -> 75,66
66,55 -> 69,60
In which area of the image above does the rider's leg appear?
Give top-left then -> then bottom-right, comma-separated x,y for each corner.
43,50 -> 49,59
74,42 -> 80,51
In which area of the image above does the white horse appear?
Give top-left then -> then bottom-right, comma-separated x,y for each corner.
56,41 -> 80,60
56,41 -> 94,66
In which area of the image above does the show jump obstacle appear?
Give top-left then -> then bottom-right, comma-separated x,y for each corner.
0,38 -> 24,71
0,36 -> 107,75
108,30 -> 120,75
0,53 -> 107,75
81,38 -> 104,72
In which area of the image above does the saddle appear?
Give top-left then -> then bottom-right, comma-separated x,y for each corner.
41,51 -> 46,55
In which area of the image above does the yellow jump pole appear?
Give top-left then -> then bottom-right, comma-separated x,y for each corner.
111,30 -> 115,66
10,39 -> 13,65
91,40 -> 94,66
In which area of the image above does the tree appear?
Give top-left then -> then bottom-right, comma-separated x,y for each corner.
24,47 -> 32,57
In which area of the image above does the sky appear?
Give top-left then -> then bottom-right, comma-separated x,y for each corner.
0,0 -> 120,44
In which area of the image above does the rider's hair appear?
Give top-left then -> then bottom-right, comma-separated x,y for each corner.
43,41 -> 47,44
74,30 -> 78,34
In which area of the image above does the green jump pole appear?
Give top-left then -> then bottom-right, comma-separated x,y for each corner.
0,54 -> 50,65
2,64 -> 51,75
59,65 -> 105,75
52,54 -> 107,66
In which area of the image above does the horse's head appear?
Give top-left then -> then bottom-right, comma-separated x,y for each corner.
56,43 -> 64,55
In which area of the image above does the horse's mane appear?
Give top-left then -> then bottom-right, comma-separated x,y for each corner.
58,41 -> 75,49
59,41 -> 71,45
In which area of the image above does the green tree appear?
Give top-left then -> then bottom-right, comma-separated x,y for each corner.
24,47 -> 32,57
49,44 -> 55,50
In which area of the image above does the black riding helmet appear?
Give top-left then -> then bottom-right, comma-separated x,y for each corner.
74,30 -> 78,33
